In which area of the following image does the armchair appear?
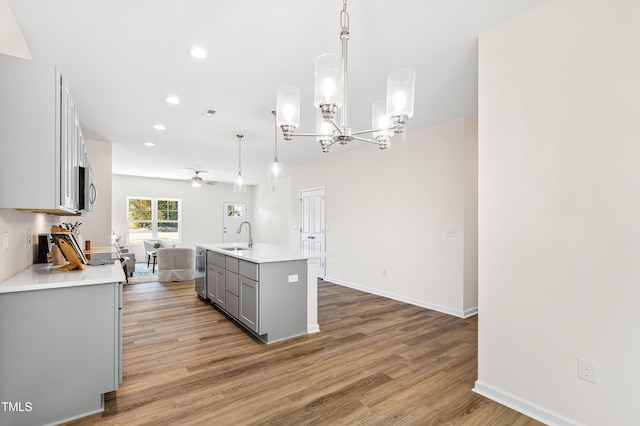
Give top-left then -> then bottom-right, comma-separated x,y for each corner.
113,242 -> 136,282
143,239 -> 175,266
156,248 -> 196,282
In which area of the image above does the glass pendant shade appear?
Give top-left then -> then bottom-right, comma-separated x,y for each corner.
372,99 -> 392,149
268,161 -> 283,185
234,134 -> 246,192
234,173 -> 246,192
372,99 -> 393,140
316,111 -> 334,153
268,110 -> 284,186
276,85 -> 300,128
314,54 -> 344,112
386,69 -> 416,119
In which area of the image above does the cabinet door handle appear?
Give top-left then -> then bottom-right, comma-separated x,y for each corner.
308,236 -> 315,239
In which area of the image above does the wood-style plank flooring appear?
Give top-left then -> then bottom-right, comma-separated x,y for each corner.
65,279 -> 541,425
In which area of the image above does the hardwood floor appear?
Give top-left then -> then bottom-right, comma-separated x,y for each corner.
65,280 -> 541,426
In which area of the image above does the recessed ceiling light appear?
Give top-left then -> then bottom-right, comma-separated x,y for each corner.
144,142 -> 156,147
165,96 -> 180,105
153,124 -> 166,130
188,47 -> 208,60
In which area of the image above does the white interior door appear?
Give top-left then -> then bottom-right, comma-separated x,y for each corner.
223,202 -> 248,243
300,188 -> 325,278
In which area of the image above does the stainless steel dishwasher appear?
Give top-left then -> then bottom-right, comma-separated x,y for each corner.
195,247 -> 207,299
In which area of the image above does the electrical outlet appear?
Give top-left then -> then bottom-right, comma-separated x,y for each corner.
445,228 -> 455,237
578,358 -> 596,383
27,228 -> 31,245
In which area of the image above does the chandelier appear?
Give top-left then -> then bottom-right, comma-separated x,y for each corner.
276,0 -> 415,153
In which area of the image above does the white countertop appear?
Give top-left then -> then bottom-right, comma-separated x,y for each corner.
0,262 -> 125,294
197,242 -> 326,264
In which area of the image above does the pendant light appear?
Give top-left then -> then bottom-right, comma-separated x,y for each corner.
268,110 -> 283,185
234,134 -> 246,192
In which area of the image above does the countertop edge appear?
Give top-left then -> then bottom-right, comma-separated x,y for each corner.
197,242 -> 326,264
0,262 -> 126,294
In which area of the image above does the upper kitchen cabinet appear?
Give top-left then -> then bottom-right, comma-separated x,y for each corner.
0,53 -> 93,215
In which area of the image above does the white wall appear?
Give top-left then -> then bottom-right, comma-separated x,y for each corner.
252,178 -> 293,247
0,210 -> 56,281
0,0 -> 31,60
463,118 -> 478,312
254,118 -> 478,318
476,1 -> 640,424
112,175 -> 253,260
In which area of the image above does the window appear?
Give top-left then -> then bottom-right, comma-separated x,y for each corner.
227,203 -> 244,217
127,197 -> 181,244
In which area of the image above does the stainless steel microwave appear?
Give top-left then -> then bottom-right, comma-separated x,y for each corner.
78,166 -> 96,212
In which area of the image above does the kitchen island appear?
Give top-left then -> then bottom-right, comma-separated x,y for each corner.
0,262 -> 124,426
196,243 -> 324,344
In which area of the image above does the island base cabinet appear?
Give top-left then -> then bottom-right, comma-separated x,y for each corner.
239,276 -> 258,332
0,282 -> 121,426
257,260 -> 308,343
238,260 -> 308,343
225,291 -> 239,319
203,249 -> 309,345
225,271 -> 239,319
206,263 -> 225,309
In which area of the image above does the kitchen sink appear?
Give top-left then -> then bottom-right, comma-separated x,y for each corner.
221,247 -> 250,251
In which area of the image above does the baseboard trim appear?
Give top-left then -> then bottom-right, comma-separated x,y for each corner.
463,306 -> 478,318
324,276 -> 477,319
307,324 -> 320,334
473,381 -> 582,426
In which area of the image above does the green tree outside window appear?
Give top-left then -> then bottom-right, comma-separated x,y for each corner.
127,197 -> 181,244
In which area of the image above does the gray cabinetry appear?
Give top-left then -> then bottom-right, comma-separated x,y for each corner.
0,53 -> 91,214
203,248 -> 309,344
238,259 -> 259,332
225,271 -> 239,318
206,263 -> 225,308
239,274 -> 259,332
239,259 -> 259,281
225,255 -> 240,317
0,282 -> 121,426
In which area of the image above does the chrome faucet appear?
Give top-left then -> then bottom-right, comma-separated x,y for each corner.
237,221 -> 253,248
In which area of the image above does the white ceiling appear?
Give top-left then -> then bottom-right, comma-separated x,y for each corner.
7,0 -> 546,185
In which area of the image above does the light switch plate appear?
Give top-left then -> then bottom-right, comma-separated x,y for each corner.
3,232 -> 8,250
288,274 -> 299,283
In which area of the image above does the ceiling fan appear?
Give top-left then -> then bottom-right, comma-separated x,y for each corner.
189,171 -> 216,187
